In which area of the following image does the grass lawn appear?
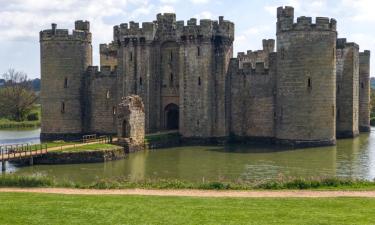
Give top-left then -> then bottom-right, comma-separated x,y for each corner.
55,143 -> 120,153
0,193 -> 374,225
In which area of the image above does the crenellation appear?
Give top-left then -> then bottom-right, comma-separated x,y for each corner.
40,22 -> 91,42
277,6 -> 336,33
75,20 -> 90,31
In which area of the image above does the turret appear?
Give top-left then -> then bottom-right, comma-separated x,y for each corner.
275,6 -> 337,147
359,50 -> 371,132
336,38 -> 360,138
40,21 -> 92,140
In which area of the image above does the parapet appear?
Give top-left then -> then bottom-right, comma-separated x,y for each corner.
336,38 -> 359,49
86,65 -> 117,77
100,42 -> 118,55
75,20 -> 90,31
236,40 -> 274,69
360,50 -> 371,57
40,21 -> 92,42
277,6 -> 336,33
113,13 -> 234,44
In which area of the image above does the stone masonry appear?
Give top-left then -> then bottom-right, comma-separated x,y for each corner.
40,6 -> 371,147
117,95 -> 145,152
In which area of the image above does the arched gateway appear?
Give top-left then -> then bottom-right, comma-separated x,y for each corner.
164,103 -> 179,130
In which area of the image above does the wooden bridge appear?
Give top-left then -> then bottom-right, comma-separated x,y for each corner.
0,135 -> 113,172
0,143 -> 48,171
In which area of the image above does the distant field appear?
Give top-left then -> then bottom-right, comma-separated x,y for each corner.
0,193 -> 374,225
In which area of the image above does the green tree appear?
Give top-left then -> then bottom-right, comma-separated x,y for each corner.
0,68 -> 37,121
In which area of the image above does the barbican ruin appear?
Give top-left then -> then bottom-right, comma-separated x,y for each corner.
40,6 -> 371,147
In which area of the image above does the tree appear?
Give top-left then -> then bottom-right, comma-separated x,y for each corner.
0,68 -> 37,121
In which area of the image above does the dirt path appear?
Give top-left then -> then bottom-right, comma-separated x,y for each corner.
1,188 -> 375,198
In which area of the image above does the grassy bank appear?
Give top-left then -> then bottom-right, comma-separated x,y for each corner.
54,143 -> 120,153
0,192 -> 374,225
0,104 -> 41,129
0,118 -> 40,129
1,175 -> 375,190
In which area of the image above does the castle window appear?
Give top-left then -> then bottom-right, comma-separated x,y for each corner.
361,82 -> 364,89
61,102 -> 65,114
64,78 -> 68,88
337,108 -> 340,119
140,77 -> 143,86
280,48 -> 285,60
170,73 -> 174,87
113,106 -> 116,115
197,47 -> 201,56
198,77 -> 201,86
106,90 -> 110,99
337,85 -> 340,94
130,52 -> 133,61
307,77 -> 312,89
170,51 -> 173,61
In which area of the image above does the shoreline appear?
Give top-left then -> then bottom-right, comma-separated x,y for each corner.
1,187 -> 375,198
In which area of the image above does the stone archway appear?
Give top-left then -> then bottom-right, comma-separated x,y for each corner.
164,103 -> 179,130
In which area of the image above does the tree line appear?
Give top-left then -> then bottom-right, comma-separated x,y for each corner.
0,68 -> 38,122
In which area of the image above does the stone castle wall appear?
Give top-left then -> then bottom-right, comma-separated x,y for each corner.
229,43 -> 276,139
359,51 -> 371,132
40,8 -> 371,147
85,66 -> 117,134
275,7 -> 337,146
336,39 -> 359,138
40,21 -> 92,140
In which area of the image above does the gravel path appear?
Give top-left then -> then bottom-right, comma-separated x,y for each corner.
1,188 -> 375,198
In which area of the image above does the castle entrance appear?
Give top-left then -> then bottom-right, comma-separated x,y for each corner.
165,104 -> 179,130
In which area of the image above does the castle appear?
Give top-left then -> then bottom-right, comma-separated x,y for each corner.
39,6 -> 371,147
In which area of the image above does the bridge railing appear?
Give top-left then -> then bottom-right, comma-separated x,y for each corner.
0,143 -> 48,162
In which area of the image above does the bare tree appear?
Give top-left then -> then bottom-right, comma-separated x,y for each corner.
0,68 -> 37,121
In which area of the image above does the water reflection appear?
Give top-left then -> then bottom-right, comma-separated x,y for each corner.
1,128 -> 375,183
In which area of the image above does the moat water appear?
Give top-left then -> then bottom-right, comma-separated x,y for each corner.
1,128 -> 375,184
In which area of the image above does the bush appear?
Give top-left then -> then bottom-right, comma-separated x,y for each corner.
27,112 -> 39,121
371,117 -> 375,126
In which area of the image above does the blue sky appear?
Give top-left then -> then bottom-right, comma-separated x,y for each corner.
0,0 -> 374,79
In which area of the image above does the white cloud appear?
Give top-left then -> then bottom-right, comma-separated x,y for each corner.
194,11 -> 214,20
341,0 -> 375,22
159,0 -> 179,3
158,5 -> 175,13
190,0 -> 210,4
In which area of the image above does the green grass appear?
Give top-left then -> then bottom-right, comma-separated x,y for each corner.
55,143 -> 120,153
2,175 -> 375,191
0,193 -> 374,225
0,118 -> 40,129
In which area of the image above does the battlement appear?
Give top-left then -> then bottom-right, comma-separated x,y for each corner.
113,13 -> 234,44
277,6 -> 336,33
336,38 -> 359,49
40,22 -> 92,42
100,42 -> 118,54
75,20 -> 90,31
230,57 -> 269,76
86,65 -> 117,77
236,40 -> 274,69
360,50 -> 371,56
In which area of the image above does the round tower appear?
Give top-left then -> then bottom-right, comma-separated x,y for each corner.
275,6 -> 337,147
40,21 -> 92,140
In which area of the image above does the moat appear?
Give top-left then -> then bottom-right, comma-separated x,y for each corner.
1,129 -> 375,184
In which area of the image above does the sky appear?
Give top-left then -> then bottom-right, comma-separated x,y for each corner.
0,0 -> 374,79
